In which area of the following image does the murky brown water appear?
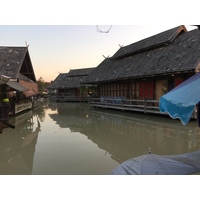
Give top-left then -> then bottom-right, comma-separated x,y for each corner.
1,100 -> 200,175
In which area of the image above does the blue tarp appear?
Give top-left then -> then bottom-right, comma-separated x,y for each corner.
159,72 -> 200,125
110,151 -> 200,175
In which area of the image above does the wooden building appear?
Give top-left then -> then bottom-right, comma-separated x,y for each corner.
82,25 -> 200,115
0,46 -> 39,119
47,67 -> 96,102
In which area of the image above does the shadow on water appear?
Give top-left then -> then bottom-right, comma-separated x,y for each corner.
1,100 -> 200,174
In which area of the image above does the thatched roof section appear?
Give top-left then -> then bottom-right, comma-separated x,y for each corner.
0,46 -> 37,82
48,68 -> 95,89
83,26 -> 200,84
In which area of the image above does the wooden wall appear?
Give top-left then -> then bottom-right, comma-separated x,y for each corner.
98,75 -> 188,100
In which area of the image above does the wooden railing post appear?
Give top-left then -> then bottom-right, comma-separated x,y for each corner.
121,98 -> 124,111
144,99 -> 147,113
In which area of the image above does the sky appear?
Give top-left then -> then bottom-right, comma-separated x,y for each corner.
0,1 -> 199,83
0,25 -> 197,82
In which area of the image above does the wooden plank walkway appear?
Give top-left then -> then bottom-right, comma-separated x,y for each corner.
89,97 -> 197,119
89,98 -> 162,114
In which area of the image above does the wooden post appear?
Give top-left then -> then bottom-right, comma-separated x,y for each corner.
144,99 -> 147,113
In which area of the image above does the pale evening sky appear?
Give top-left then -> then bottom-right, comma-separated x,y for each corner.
0,1 -> 198,83
0,25 -> 197,82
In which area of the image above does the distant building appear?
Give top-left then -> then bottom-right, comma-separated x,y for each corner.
47,67 -> 96,102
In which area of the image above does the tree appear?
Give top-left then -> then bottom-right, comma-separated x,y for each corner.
37,77 -> 46,94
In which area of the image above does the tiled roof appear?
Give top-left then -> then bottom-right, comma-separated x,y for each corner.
82,26 -> 200,84
0,46 -> 36,81
47,68 -> 95,89
67,67 -> 95,77
111,26 -> 186,59
0,46 -> 27,77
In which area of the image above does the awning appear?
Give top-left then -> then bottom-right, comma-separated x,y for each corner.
19,80 -> 39,97
6,81 -> 28,92
23,89 -> 38,97
159,72 -> 200,125
0,75 -> 10,85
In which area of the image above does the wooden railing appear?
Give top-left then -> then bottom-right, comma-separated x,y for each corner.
89,97 -> 197,118
55,95 -> 89,102
89,97 -> 161,114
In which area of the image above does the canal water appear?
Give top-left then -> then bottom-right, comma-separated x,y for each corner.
1,100 -> 200,175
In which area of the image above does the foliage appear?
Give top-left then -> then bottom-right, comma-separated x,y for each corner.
79,86 -> 86,95
79,85 -> 97,96
37,77 -> 48,94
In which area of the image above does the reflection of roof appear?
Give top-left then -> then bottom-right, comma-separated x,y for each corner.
1,110 -> 38,174
48,103 -> 91,131
48,68 -> 95,89
82,26 -> 200,84
48,103 -> 200,164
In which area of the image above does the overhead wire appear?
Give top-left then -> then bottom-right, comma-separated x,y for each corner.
96,25 -> 112,33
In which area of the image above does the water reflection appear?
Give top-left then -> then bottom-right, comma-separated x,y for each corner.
0,112 -> 39,174
0,101 -> 200,175
49,103 -> 200,163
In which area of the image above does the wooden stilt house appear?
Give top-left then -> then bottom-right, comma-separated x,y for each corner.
82,25 -> 200,115
0,46 -> 39,118
47,67 -> 96,102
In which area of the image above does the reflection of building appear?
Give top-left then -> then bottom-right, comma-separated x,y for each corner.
88,110 -> 200,162
0,110 -> 40,174
0,46 -> 39,118
47,68 -> 96,102
48,103 -> 200,163
48,103 -> 92,131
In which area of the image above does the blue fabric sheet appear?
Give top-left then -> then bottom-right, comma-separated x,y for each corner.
159,72 -> 200,125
